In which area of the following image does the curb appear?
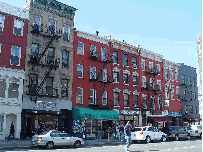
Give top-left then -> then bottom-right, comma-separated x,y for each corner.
0,146 -> 31,150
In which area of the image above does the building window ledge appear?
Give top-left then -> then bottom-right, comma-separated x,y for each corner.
123,83 -> 129,86
124,107 -> 130,109
132,67 -> 138,70
133,85 -> 138,87
113,63 -> 119,66
113,82 -> 119,84
114,106 -> 120,108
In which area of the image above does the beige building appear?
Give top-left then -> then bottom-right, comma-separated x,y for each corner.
21,0 -> 76,138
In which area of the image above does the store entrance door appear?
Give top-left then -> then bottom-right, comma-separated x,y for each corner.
25,117 -> 32,137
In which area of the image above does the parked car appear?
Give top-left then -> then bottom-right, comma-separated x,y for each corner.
32,130 -> 84,149
161,126 -> 191,141
131,126 -> 167,143
187,125 -> 202,139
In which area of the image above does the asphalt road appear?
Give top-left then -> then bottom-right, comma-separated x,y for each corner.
2,139 -> 202,152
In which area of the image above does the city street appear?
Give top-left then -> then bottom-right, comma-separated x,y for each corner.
3,139 -> 202,152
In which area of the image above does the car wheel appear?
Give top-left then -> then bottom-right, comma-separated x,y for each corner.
46,141 -> 54,149
175,135 -> 179,141
187,134 -> 191,140
161,135 -> 166,142
145,136 -> 151,143
74,140 -> 81,148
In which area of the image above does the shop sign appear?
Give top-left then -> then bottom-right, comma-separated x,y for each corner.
119,110 -> 140,115
152,111 -> 162,115
37,101 -> 57,109
168,112 -> 182,117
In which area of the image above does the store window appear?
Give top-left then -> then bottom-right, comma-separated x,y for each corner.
141,60 -> 145,71
76,87 -> 83,104
77,64 -> 83,78
101,48 -> 107,62
113,51 -> 118,64
164,68 -> 168,79
0,78 -> 6,98
113,72 -> 119,83
132,57 -> 137,68
61,79 -> 68,97
8,78 -> 19,98
89,89 -> 96,104
133,76 -> 137,85
33,16 -> 41,31
77,42 -> 84,55
62,50 -> 69,67
114,92 -> 119,106
133,95 -> 138,107
123,74 -> 128,85
49,20 -> 56,34
90,67 -> 96,80
124,94 -> 129,107
102,68 -> 107,82
0,14 -> 5,33
47,48 -> 55,64
63,25 -> 70,41
11,46 -> 21,66
31,44 -> 39,57
123,54 -> 128,66
13,19 -> 24,36
102,91 -> 107,105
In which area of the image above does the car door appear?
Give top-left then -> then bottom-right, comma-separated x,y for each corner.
148,127 -> 155,140
50,131 -> 62,146
60,133 -> 75,146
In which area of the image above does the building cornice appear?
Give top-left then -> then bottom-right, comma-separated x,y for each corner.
163,59 -> 180,70
140,48 -> 163,62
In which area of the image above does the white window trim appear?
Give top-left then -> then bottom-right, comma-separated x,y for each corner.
132,57 -> 137,68
170,69 -> 173,80
113,72 -> 119,83
102,68 -> 107,82
114,92 -> 119,106
157,79 -> 161,90
101,48 -> 107,61
0,14 -> 5,32
133,75 -> 137,86
176,86 -> 180,100
156,64 -> 160,74
102,91 -> 107,105
149,62 -> 153,72
89,89 -> 96,105
141,59 -> 145,71
76,87 -> 83,104
33,16 -> 41,29
13,19 -> 24,36
10,45 -> 21,66
113,51 -> 118,64
90,45 -> 96,56
90,67 -> 96,79
77,64 -> 83,78
175,70 -> 179,82
77,41 -> 84,55
171,85 -> 175,100
63,24 -> 70,41
142,76 -> 146,88
123,73 -> 129,85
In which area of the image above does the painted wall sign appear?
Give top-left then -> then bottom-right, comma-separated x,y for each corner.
119,110 -> 140,115
37,101 -> 57,109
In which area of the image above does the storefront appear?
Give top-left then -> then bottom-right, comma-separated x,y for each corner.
168,112 -> 183,127
21,95 -> 73,138
72,107 -> 119,139
119,110 -> 141,127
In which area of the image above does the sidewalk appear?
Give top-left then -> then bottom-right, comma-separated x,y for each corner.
0,138 -> 125,150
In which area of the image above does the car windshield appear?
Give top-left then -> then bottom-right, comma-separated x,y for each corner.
132,127 -> 146,132
197,126 -> 202,130
40,131 -> 50,135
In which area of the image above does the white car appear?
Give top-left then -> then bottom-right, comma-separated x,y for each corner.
32,130 -> 84,149
187,125 -> 202,139
131,126 -> 167,143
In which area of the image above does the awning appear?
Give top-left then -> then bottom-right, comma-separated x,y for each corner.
72,107 -> 119,121
149,117 -> 173,122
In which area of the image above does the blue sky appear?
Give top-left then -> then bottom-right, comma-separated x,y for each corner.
1,0 -> 202,86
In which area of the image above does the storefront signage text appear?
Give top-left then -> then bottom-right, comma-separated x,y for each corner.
168,112 -> 182,117
37,101 -> 57,109
119,110 -> 140,115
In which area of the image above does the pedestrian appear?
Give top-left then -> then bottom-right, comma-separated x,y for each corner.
79,123 -> 83,139
124,121 -> 132,152
8,122 -> 15,140
119,124 -> 124,141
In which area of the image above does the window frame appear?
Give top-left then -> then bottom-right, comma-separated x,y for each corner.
62,50 -> 69,67
171,85 -> 175,100
158,94 -> 162,110
90,67 -> 96,80
47,47 -> 55,64
77,41 -> 84,55
31,43 -> 39,57
133,94 -> 138,108
0,42 -> 2,57
123,74 -> 128,85
142,95 -> 147,109
102,91 -> 107,105
0,14 -> 5,33
142,76 -> 146,88
102,68 -> 107,82
76,87 -> 83,104
89,89 -> 96,104
13,19 -> 24,36
156,64 -> 160,74
149,62 -> 153,72
63,24 -> 70,41
33,16 -> 41,31
123,54 -> 128,66
114,92 -> 119,106
176,86 -> 180,100
150,78 -> 154,89
77,64 -> 83,78
175,71 -> 178,82
164,68 -> 168,79
113,51 -> 118,64
124,93 -> 129,107
101,48 -> 107,62
132,57 -> 137,68
165,84 -> 169,100
157,80 -> 161,90
10,45 -> 21,66
133,75 -> 137,86
141,60 -> 145,71
61,79 -> 68,97
8,78 -> 19,99
49,20 -> 56,35
193,92 -> 196,99
0,78 -> 6,98
113,72 -> 119,83
170,69 -> 173,80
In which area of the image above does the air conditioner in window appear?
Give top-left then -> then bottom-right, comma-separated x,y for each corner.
91,51 -> 98,58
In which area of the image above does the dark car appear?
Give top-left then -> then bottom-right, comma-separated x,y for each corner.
161,126 -> 191,141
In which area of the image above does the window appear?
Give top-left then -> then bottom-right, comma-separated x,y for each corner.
63,25 -> 70,41
132,57 -> 137,68
133,76 -> 137,85
0,116 -> 3,132
102,91 -> 107,105
61,79 -> 68,97
171,85 -> 174,100
150,96 -> 155,110
77,42 -> 84,55
183,89 -> 186,98
90,67 -> 96,80
176,86 -> 180,100
191,105 -> 193,114
62,50 -> 69,67
142,95 -> 147,109
194,92 -> 196,99
141,60 -> 145,71
190,91 -> 192,100
158,94 -> 162,110
123,54 -> 128,66
46,77 -> 53,95
101,48 -> 107,61
28,74 -> 38,93
33,16 -> 41,31
77,65 -> 83,78
102,68 -> 107,82
170,69 -> 173,80
142,76 -> 146,88
50,132 -> 60,137
31,44 -> 39,57
49,20 -> 56,34
11,46 -> 21,66
157,64 -> 160,74
113,51 -> 118,64
13,19 -> 24,36
89,89 -> 96,104
90,45 -> 96,54
76,87 -> 83,104
114,92 -> 119,106
182,75 -> 185,84
190,77 -> 192,85
165,85 -> 169,100
133,95 -> 138,107
47,48 -> 54,64
175,71 -> 178,82
193,78 -> 195,87
0,78 -> 6,98
0,43 -> 2,57
188,76 -> 190,85
0,14 -> 5,33
157,80 -> 161,90
195,106 -> 198,114
164,68 -> 168,79
113,72 -> 119,83
8,78 -> 19,98
123,74 -> 128,84
150,78 -> 154,89
124,94 -> 129,107
149,62 -> 153,72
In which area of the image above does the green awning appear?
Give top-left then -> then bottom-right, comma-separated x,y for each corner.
73,107 -> 119,121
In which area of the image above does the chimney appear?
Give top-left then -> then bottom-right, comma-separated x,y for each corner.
123,40 -> 125,42
96,31 -> 99,36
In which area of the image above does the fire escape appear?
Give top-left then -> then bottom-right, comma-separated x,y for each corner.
88,50 -> 113,109
26,23 -> 61,102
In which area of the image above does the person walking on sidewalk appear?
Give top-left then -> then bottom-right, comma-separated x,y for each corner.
124,121 -> 132,152
119,124 -> 124,141
8,122 -> 15,140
